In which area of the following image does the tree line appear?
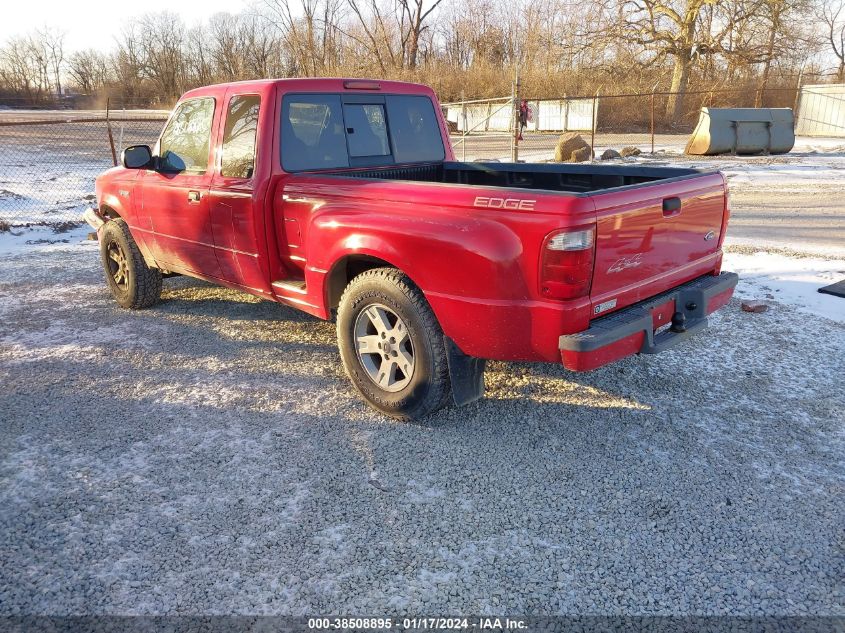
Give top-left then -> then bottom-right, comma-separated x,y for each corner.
1,0 -> 844,120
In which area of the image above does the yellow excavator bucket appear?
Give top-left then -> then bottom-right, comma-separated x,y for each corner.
685,108 -> 795,155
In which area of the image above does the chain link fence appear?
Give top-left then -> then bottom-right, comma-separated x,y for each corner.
0,112 -> 167,228
0,84 -> 828,229
446,86 -> 805,163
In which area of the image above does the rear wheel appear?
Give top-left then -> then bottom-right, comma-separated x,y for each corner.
99,219 -> 162,309
337,268 -> 451,419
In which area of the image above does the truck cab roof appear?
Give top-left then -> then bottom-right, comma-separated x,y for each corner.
178,78 -> 437,102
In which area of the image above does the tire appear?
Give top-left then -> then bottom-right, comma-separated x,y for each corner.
99,218 -> 162,309
337,268 -> 451,420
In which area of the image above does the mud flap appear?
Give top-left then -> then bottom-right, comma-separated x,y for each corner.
445,337 -> 486,406
818,279 -> 845,298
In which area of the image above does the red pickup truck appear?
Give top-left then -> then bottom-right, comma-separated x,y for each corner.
87,78 -> 737,419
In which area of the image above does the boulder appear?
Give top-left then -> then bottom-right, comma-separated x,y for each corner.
600,148 -> 621,160
620,146 -> 642,157
554,133 -> 592,163
570,146 -> 593,162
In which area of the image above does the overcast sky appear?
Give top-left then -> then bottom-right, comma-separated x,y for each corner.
1,0 -> 250,53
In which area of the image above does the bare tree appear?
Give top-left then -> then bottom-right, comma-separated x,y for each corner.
820,0 -> 845,80
345,0 -> 399,71
241,14 -> 285,78
262,0 -> 344,75
135,12 -> 187,100
759,0 -> 786,97
67,49 -> 111,94
398,0 -> 445,68
0,37 -> 47,101
185,24 -> 215,86
112,23 -> 146,104
343,0 -> 443,71
0,0 -> 831,108
208,13 -> 247,80
613,0 -> 768,120
439,0 -> 505,69
37,27 -> 65,96
745,0 -> 817,104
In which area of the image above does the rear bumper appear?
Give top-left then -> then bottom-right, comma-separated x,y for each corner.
559,272 -> 739,371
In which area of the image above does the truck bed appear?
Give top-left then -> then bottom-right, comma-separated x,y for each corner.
330,161 -> 706,194
310,160 -> 727,327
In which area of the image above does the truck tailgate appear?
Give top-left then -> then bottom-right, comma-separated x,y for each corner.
589,173 -> 727,314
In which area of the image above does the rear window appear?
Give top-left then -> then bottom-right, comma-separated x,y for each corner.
343,103 -> 390,157
281,93 -> 445,172
386,95 -> 445,163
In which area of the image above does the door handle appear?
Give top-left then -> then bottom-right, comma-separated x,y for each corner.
662,197 -> 681,217
187,190 -> 202,203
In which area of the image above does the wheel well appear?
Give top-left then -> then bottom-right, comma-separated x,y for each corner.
326,255 -> 395,309
100,205 -> 121,220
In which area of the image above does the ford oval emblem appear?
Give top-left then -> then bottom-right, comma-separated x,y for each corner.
704,230 -> 716,241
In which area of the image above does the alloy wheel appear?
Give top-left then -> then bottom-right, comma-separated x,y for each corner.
106,240 -> 129,289
353,303 -> 415,392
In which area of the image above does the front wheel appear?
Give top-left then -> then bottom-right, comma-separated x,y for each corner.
337,268 -> 451,420
99,218 -> 162,309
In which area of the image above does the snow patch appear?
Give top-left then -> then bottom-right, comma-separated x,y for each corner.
723,250 -> 845,324
0,224 -> 95,256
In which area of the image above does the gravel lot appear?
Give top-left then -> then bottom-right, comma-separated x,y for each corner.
0,235 -> 843,616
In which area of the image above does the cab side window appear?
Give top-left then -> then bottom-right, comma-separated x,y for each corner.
281,95 -> 349,172
221,95 -> 260,179
159,97 -> 215,174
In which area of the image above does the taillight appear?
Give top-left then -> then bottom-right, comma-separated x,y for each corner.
540,227 -> 596,300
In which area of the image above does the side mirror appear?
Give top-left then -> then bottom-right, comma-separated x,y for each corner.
121,145 -> 153,169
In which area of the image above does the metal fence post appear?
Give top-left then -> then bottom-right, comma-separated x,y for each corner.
118,107 -> 125,155
106,98 -> 117,167
793,66 -> 804,117
461,91 -> 467,162
563,95 -> 569,132
511,70 -> 520,163
590,90 -> 599,161
650,91 -> 656,154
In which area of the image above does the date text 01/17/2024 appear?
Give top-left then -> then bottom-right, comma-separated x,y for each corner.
307,617 -> 528,630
